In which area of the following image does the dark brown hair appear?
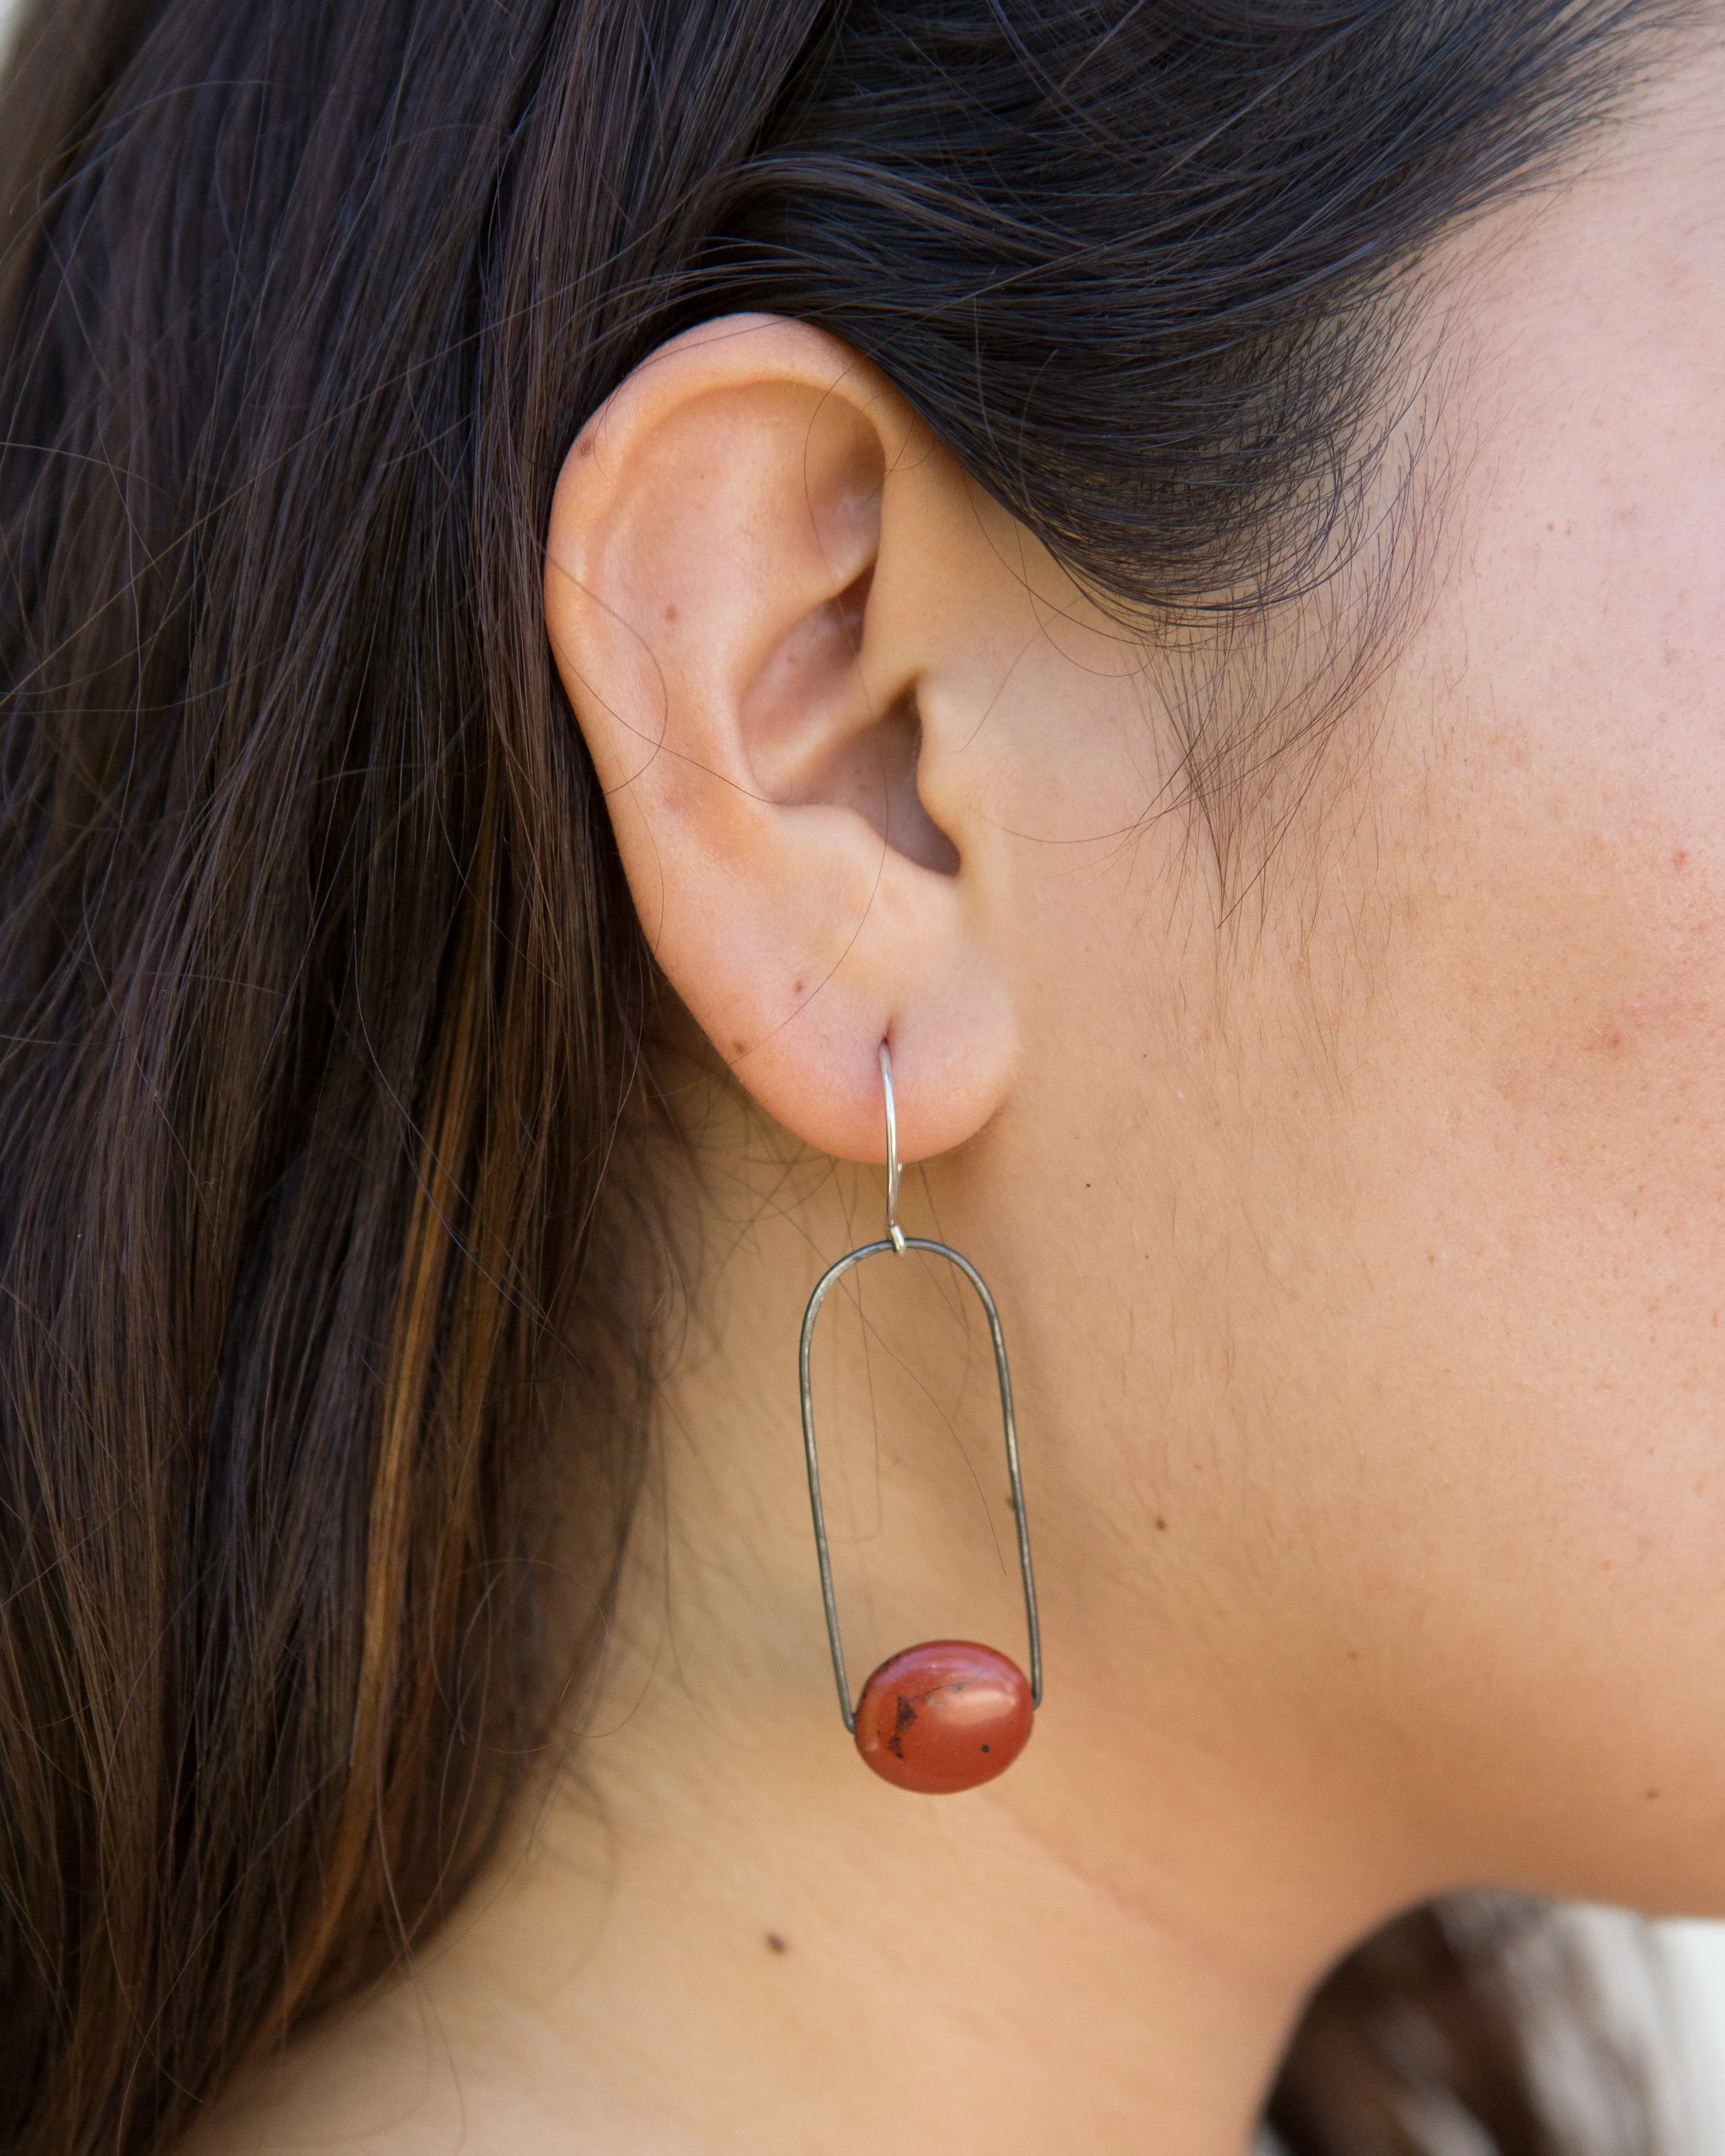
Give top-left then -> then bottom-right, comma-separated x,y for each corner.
0,2 -> 1685,2149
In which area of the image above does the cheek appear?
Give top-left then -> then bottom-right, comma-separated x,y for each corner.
1193,113 -> 1725,1897
1355,814 -> 1725,1894
1295,551 -> 1725,1869
1423,164 -> 1725,1219
1378,597 -> 1725,1474
1451,824 -> 1725,1236
1414,568 -> 1725,1266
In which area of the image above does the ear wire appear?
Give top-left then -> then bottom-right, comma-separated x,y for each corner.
879,1040 -> 906,1252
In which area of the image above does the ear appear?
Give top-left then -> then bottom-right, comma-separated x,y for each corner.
544,314 -> 1018,1166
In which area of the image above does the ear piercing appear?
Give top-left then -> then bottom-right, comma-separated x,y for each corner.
797,1044 -> 1041,1793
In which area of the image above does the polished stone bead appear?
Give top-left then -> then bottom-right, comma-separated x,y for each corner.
853,1639 -> 1033,1793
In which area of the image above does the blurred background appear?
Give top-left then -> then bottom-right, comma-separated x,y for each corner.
1665,1924 -> 1725,2136
1,0 -> 1720,2132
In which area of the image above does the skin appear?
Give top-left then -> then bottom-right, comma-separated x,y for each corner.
197,38 -> 1725,2156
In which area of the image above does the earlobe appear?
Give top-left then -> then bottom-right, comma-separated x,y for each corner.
543,314 -> 1016,1166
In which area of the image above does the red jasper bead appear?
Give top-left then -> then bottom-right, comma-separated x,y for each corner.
853,1640 -> 1034,1794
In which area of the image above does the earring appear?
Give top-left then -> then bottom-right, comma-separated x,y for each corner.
798,1042 -> 1042,1793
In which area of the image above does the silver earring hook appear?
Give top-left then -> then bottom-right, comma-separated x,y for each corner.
879,1041 -> 906,1253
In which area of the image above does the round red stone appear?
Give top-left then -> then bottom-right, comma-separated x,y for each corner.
853,1640 -> 1034,1794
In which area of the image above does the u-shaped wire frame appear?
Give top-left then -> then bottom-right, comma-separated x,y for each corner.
798,1234 -> 1043,1732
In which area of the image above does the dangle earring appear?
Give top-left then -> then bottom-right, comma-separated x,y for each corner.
798,1043 -> 1042,1793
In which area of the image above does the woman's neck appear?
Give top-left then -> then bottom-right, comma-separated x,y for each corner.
192,1092 -> 1428,2154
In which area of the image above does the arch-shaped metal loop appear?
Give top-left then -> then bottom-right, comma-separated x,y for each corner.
797,1235 -> 1043,1732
